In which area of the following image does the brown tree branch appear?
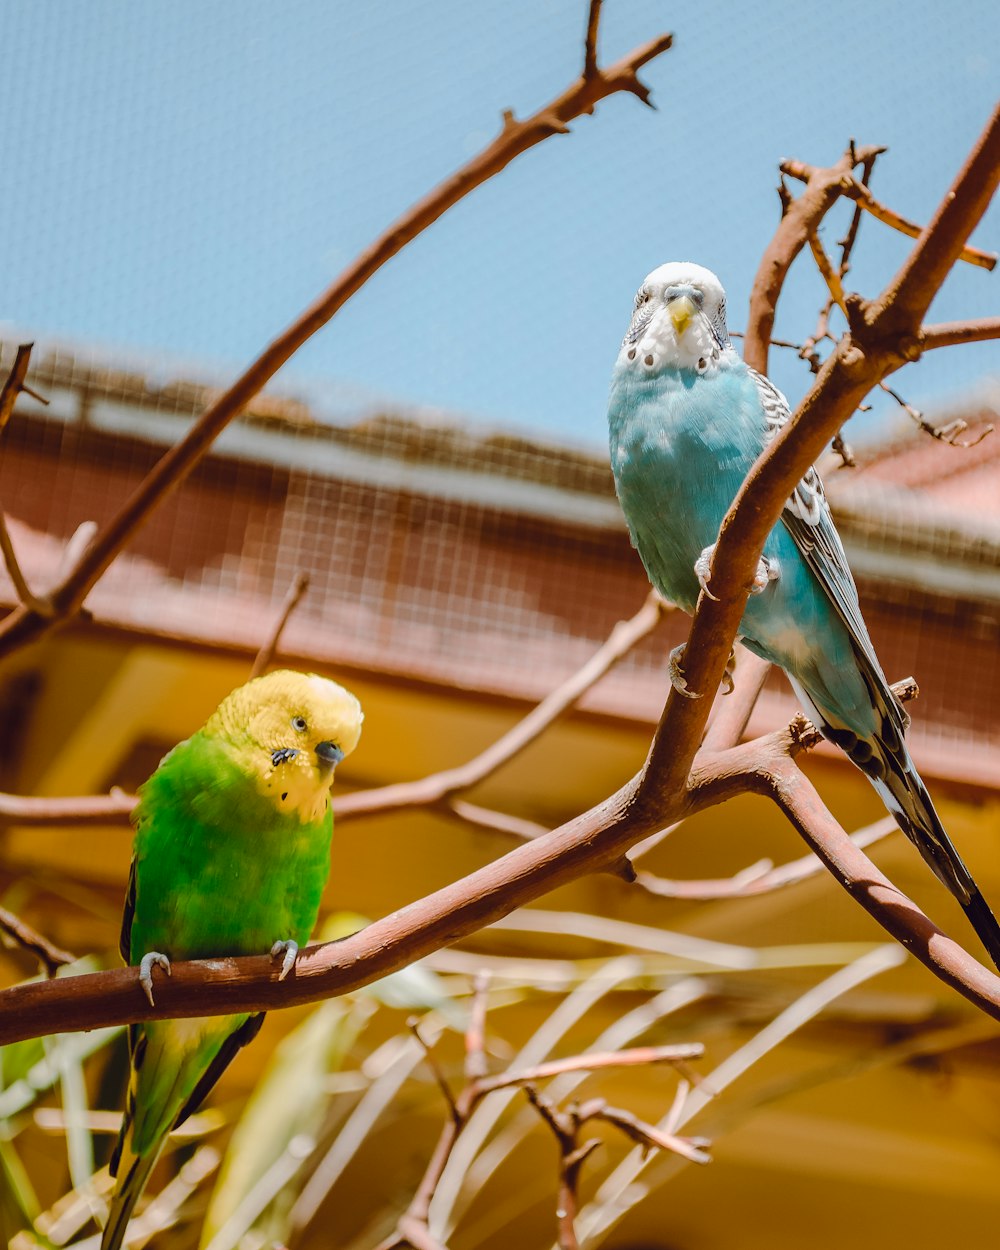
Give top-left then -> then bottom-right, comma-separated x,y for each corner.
0,788 -> 135,827
1,108 -> 997,1045
920,316 -> 1000,350
0,16 -> 673,662
525,1081 -> 710,1250
700,650 -> 772,753
763,761 -> 1000,1008
583,0 -> 602,80
376,980 -> 702,1250
634,815 -> 897,901
585,1101 -> 710,1165
335,592 -> 666,819
523,1086 -> 597,1250
873,100 -> 1000,334
744,142 -> 884,374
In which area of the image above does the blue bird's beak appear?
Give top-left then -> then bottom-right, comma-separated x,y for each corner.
315,740 -> 344,776
668,294 -> 698,338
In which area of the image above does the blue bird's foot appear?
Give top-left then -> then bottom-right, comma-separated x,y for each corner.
750,555 -> 780,595
694,547 -> 720,601
138,951 -> 172,1006
271,939 -> 299,981
695,546 -> 779,599
721,648 -> 737,696
668,644 -> 703,700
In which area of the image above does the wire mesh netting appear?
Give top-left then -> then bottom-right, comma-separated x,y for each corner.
1,337 -> 998,776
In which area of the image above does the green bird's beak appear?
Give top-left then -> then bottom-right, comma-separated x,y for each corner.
315,740 -> 344,776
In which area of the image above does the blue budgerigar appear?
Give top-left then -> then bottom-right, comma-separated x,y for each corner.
608,261 -> 1000,968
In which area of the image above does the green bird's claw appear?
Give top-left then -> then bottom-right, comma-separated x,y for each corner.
138,951 -> 172,1006
271,939 -> 299,981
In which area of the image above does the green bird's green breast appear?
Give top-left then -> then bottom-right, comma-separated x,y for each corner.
127,733 -> 333,963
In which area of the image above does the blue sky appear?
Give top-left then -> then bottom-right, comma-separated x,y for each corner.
0,1 -> 996,448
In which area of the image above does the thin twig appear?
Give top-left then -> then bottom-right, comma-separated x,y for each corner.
523,1086 -> 599,1250
0,512 -> 51,614
0,904 -> 76,977
445,799 -> 550,842
583,0 -> 602,79
591,1103 -> 710,1164
807,229 -> 849,317
880,380 -> 994,447
409,1017 -> 459,1123
465,973 -> 490,1081
0,342 -> 35,431
578,945 -> 904,1245
0,344 -> 56,615
847,177 -> 997,270
335,591 -> 666,819
634,815 -> 897,900
475,1044 -> 704,1095
249,571 -> 310,679
780,156 -> 996,270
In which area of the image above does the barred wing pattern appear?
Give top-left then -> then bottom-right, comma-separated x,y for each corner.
748,367 -> 908,733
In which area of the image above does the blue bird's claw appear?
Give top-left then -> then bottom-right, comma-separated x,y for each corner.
751,555 -> 780,595
271,939 -> 299,981
694,547 -> 720,601
668,644 -> 703,700
721,648 -> 737,696
138,951 -> 172,1007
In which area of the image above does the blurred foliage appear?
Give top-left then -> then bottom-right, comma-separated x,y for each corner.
0,905 -> 907,1250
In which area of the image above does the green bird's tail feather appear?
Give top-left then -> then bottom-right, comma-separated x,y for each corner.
101,1137 -> 164,1250
102,1013 -> 264,1249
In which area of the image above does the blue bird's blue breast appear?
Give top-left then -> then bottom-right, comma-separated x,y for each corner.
608,362 -> 771,614
608,358 -> 873,735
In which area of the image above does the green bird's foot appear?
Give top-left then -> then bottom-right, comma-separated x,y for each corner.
668,644 -> 703,700
138,951 -> 171,1006
271,939 -> 299,981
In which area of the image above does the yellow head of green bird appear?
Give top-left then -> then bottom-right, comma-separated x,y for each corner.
204,669 -> 364,822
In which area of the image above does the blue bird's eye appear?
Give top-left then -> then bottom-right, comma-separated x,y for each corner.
291,715 -> 307,733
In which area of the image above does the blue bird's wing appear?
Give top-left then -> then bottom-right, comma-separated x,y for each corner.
746,369 -> 1000,961
747,368 -> 908,735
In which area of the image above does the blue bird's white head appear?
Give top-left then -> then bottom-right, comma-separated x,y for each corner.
617,262 -> 733,375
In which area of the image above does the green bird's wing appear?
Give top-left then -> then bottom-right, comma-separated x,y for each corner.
173,1011 -> 265,1127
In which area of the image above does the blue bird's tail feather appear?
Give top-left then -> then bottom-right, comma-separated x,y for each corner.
826,711 -> 1000,972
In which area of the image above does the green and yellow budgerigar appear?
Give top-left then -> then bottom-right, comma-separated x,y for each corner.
102,669 -> 363,1250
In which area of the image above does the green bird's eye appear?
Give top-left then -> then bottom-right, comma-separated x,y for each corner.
291,715 -> 307,733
